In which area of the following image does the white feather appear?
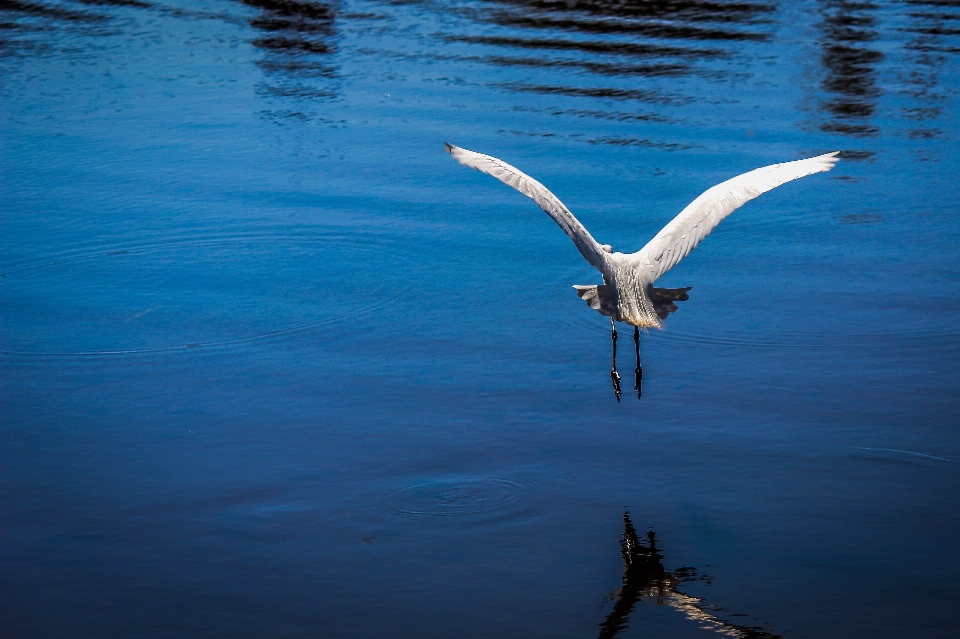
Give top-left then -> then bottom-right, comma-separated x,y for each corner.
445,143 -> 838,327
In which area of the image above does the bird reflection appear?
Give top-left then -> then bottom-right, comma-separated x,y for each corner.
599,512 -> 783,639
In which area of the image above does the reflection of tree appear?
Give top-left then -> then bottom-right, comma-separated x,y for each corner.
433,0 -> 779,130
0,0 -> 119,57
480,0 -> 776,43
817,0 -> 883,137
599,512 -> 783,639
238,0 -> 339,102
436,0 -> 776,91
899,1 -> 960,143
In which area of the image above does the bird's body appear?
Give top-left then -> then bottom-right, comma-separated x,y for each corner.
572,253 -> 683,328
445,142 -> 839,398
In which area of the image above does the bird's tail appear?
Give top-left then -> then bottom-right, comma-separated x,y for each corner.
574,284 -> 619,317
650,287 -> 692,320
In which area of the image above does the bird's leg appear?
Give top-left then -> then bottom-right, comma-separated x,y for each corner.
634,326 -> 642,399
610,318 -> 622,403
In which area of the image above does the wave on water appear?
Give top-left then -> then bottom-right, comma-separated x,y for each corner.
857,447 -> 956,464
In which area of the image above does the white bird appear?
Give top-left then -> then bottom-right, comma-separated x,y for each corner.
445,142 -> 839,401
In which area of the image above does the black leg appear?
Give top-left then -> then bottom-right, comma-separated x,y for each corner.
634,326 -> 642,399
610,318 -> 622,402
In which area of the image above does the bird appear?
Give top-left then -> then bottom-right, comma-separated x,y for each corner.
445,142 -> 839,401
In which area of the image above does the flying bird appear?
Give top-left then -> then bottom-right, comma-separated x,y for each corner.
445,143 -> 839,401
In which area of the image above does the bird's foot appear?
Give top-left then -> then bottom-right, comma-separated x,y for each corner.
634,366 -> 642,399
611,368 -> 622,402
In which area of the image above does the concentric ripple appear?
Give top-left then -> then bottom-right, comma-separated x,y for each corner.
383,478 -> 523,517
0,230 -> 419,357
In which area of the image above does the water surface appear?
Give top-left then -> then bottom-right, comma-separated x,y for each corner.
2,0 -> 959,637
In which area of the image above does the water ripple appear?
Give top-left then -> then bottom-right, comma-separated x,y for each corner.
0,231 -> 420,357
382,478 -> 524,517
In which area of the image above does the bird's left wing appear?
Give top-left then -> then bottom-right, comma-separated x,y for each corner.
445,143 -> 607,271
635,152 -> 839,281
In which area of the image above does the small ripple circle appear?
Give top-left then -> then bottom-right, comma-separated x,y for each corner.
383,478 -> 522,517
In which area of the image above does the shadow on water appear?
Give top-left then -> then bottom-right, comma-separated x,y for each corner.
816,0 -> 883,138
600,512 -> 783,639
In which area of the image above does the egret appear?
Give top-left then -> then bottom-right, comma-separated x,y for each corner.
445,143 -> 838,401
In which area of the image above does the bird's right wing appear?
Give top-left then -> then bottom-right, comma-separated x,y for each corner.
636,152 -> 839,281
445,143 -> 607,271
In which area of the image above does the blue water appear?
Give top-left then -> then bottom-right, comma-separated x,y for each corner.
2,0 -> 959,637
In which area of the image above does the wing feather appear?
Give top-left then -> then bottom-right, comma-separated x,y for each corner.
445,142 -> 607,270
637,152 -> 839,280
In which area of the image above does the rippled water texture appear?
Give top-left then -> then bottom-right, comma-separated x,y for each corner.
2,0 -> 959,637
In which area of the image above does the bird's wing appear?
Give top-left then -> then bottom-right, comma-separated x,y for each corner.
635,152 -> 839,281
445,142 -> 607,271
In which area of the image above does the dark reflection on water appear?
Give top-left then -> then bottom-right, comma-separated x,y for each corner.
443,34 -> 726,59
900,1 -> 960,142
239,0 -> 339,104
481,0 -> 775,41
0,0 -> 247,58
368,44 -> 691,79
600,513 -> 783,639
74,0 -> 150,7
905,0 -> 960,52
816,1 -> 883,137
0,0 -> 108,22
429,0 -> 777,120
475,52 -> 689,78
0,0 -> 111,57
498,81 -> 688,105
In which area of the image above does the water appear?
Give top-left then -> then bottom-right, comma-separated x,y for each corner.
2,0 -> 959,636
